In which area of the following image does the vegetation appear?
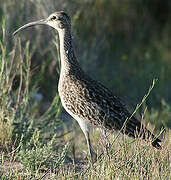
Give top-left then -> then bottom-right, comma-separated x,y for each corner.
0,0 -> 170,179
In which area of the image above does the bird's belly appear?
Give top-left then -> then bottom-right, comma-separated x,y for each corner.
58,83 -> 117,130
60,95 -> 92,132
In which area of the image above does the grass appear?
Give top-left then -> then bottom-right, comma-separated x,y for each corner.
0,0 -> 171,179
0,126 -> 171,179
0,19 -> 170,180
0,21 -> 68,178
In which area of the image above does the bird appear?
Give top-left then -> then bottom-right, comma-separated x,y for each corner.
13,11 -> 161,162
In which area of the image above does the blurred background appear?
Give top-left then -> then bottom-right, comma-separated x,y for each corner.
1,0 -> 171,129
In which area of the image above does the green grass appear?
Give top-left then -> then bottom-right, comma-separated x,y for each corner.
0,0 -> 171,179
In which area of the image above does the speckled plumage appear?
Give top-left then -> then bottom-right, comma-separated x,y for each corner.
13,11 -> 161,161
56,12 -> 161,149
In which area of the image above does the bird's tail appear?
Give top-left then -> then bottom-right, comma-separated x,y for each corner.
151,137 -> 161,149
123,117 -> 162,149
143,128 -> 162,149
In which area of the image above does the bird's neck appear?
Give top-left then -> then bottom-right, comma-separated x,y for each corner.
58,28 -> 80,76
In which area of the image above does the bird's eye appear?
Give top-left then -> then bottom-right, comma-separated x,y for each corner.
51,16 -> 57,20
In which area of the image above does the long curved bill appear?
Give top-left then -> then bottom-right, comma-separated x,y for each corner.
13,19 -> 47,36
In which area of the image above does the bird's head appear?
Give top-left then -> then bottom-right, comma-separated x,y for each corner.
13,11 -> 71,35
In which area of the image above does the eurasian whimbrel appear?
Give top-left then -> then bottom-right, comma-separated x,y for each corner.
13,11 -> 161,161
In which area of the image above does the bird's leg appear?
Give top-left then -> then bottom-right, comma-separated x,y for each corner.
84,131 -> 97,163
76,119 -> 97,163
100,128 -> 111,159
101,128 -> 110,148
